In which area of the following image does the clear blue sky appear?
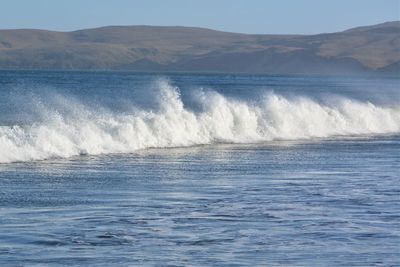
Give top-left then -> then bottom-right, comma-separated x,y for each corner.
1,0 -> 399,34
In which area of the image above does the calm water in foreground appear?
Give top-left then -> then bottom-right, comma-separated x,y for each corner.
0,71 -> 399,266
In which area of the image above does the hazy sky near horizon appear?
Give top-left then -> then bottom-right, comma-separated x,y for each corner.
1,0 -> 399,34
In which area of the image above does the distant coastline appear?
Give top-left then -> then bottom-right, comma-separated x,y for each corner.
0,21 -> 399,75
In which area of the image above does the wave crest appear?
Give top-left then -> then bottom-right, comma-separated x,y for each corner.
1,80 -> 399,163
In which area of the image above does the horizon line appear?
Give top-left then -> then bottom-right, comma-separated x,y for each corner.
0,20 -> 398,35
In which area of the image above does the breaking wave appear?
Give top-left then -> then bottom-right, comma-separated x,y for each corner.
1,80 -> 399,163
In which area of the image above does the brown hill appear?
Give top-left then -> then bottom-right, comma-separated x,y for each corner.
0,22 -> 399,74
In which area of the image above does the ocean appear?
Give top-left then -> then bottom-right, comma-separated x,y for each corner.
0,71 -> 399,266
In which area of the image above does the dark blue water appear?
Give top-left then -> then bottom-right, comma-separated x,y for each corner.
0,71 -> 399,266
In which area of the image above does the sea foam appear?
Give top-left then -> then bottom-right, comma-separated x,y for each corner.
0,80 -> 399,163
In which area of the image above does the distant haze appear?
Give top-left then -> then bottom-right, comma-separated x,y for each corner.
1,0 -> 399,34
0,21 -> 399,75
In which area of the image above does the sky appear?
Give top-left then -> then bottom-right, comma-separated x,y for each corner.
0,0 -> 399,34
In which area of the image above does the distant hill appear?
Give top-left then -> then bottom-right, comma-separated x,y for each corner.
0,22 -> 399,75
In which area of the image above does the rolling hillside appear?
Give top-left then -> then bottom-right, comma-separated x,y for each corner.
0,21 -> 399,74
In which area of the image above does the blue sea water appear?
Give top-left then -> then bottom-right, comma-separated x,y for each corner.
0,71 -> 399,266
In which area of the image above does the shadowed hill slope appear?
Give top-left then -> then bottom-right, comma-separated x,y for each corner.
0,22 -> 399,74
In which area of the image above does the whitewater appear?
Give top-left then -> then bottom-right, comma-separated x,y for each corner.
1,79 -> 399,163
2,71 -> 400,266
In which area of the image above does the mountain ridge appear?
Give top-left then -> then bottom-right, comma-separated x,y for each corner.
0,21 -> 399,75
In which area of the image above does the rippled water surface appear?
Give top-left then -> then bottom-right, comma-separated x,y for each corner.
0,71 -> 399,266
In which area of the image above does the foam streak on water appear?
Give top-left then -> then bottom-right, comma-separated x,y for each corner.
0,79 -> 399,163
1,72 -> 400,266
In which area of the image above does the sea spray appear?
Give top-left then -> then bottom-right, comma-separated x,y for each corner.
0,79 -> 399,163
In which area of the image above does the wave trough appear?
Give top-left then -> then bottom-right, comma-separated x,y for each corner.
1,80 -> 399,163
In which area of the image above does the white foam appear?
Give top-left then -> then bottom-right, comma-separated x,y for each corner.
1,80 -> 399,163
